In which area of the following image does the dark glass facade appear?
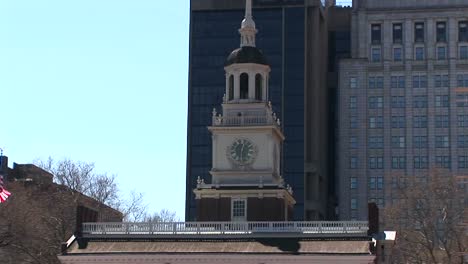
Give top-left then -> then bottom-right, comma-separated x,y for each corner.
187,5 -> 306,221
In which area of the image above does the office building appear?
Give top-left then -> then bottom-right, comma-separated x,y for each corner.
186,0 -> 331,220
336,0 -> 468,220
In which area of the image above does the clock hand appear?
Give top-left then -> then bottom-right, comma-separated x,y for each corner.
240,144 -> 244,161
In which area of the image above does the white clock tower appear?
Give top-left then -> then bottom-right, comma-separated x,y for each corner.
194,0 -> 295,222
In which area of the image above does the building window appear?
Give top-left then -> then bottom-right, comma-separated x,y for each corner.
350,177 -> 358,189
350,116 -> 358,128
435,136 -> 450,148
434,74 -> 449,88
231,199 -> 246,221
413,116 -> 428,128
377,177 -> 384,190
458,156 -> 468,168
391,76 -> 405,88
350,137 -> 358,149
255,74 -> 262,101
414,156 -> 428,169
228,75 -> 234,100
459,21 -> 468,42
457,74 -> 468,87
435,156 -> 451,169
391,116 -> 406,128
371,48 -> 381,62
415,47 -> 425,60
371,24 -> 382,44
368,136 -> 384,149
435,115 -> 449,128
393,47 -> 402,61
349,96 -> 357,109
350,77 -> 357,89
393,23 -> 403,44
460,46 -> 468,60
457,94 -> 468,107
351,198 -> 358,210
368,96 -> 383,109
437,46 -> 446,60
458,135 -> 468,148
240,73 -> 249,99
350,157 -> 358,169
457,115 -> 468,127
391,96 -> 405,108
437,21 -> 447,42
412,75 -> 427,88
369,76 -> 384,89
391,136 -> 405,148
368,157 -> 384,169
369,177 -> 376,189
392,156 -> 406,169
413,96 -> 428,108
369,116 -> 383,129
414,136 -> 428,148
435,95 -> 449,107
415,22 -> 425,43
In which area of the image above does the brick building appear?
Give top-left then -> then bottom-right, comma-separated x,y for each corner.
0,156 -> 122,263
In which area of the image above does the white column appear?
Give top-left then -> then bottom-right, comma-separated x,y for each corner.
225,73 -> 229,101
262,73 -> 267,101
248,72 -> 255,100
234,72 -> 240,100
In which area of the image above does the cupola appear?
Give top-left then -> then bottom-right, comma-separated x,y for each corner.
224,0 -> 270,104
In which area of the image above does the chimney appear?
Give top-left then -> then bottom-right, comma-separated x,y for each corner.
0,155 -> 8,174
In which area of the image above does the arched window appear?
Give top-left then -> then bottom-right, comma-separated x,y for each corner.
240,73 -> 249,99
255,74 -> 263,101
228,75 -> 234,100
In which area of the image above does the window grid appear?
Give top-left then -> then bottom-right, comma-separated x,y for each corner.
435,156 -> 451,169
391,76 -> 405,88
368,157 -> 384,169
412,75 -> 427,89
392,156 -> 406,169
435,115 -> 449,128
369,116 -> 384,129
391,136 -> 406,148
368,96 -> 383,109
414,156 -> 428,169
391,116 -> 406,128
435,95 -> 449,107
414,136 -> 428,148
391,96 -> 405,108
435,136 -> 450,148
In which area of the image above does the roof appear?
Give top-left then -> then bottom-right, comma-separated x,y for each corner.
67,238 -> 372,255
225,46 -> 268,66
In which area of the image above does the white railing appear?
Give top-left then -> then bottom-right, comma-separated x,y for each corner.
82,221 -> 368,237
213,115 -> 279,127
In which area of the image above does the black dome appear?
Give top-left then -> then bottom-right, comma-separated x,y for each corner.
225,46 -> 268,66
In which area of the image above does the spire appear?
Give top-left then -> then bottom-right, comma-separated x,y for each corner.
239,0 -> 257,47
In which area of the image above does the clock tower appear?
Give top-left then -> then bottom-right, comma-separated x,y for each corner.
194,0 -> 295,222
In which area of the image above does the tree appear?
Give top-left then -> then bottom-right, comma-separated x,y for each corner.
385,170 -> 467,264
0,182 -> 77,264
34,157 -> 150,221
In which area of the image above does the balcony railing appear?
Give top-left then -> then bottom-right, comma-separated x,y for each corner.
212,115 -> 280,127
82,221 -> 369,238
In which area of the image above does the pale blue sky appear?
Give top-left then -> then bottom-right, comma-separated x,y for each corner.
0,0 -> 350,219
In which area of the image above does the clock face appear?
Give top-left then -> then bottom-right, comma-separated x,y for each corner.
228,138 -> 257,165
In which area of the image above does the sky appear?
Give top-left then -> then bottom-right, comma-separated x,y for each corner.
0,0 -> 351,220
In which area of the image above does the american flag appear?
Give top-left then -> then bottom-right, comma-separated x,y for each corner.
0,175 -> 11,203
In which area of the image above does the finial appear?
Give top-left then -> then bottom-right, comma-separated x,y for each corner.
287,184 -> 293,195
212,108 -> 217,116
239,0 -> 257,47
